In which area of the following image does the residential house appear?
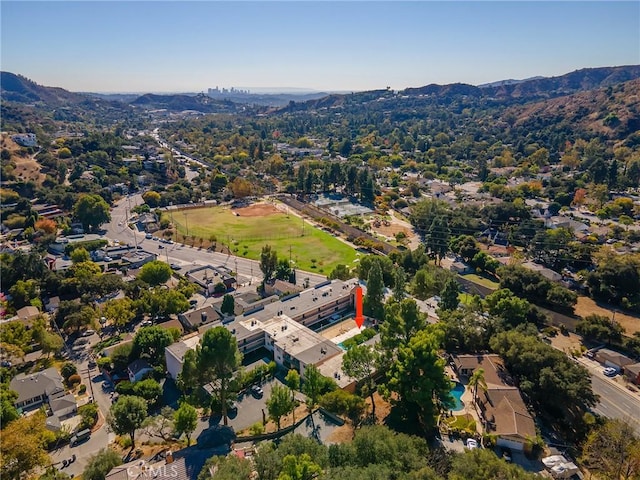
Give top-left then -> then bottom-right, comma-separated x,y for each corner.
449,354 -> 536,452
12,133 -> 37,147
522,261 -> 563,282
186,265 -> 236,295
9,368 -> 77,422
106,449 -> 211,480
120,250 -> 157,269
136,213 -> 158,233
10,367 -> 65,410
449,261 -> 471,274
156,318 -> 184,335
594,348 -> 636,371
264,279 -> 303,297
45,296 -> 60,313
178,305 -> 223,332
127,359 -> 154,383
49,393 -> 78,419
11,305 -> 41,327
624,363 -> 640,385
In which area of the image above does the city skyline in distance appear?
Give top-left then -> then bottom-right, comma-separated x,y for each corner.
1,1 -> 639,94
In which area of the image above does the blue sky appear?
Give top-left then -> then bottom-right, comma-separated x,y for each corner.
2,1 -> 639,93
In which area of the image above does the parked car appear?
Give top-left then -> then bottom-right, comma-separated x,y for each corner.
70,428 -> 91,446
466,438 -> 478,450
250,385 -> 264,398
145,233 -> 153,239
603,367 -> 618,377
141,320 -> 153,327
170,264 -> 182,270
88,359 -> 97,369
82,329 -> 96,337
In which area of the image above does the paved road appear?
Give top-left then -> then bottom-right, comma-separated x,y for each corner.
49,335 -> 116,477
574,356 -> 640,434
104,194 -> 328,287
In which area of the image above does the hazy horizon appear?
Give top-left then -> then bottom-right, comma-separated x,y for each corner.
1,1 -> 638,93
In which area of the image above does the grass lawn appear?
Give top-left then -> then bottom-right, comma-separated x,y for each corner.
461,273 -> 500,290
169,206 -> 357,275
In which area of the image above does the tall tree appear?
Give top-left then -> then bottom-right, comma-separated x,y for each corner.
363,261 -> 384,320
439,278 -> 460,312
102,297 -> 135,329
426,216 -> 450,265
131,326 -> 174,367
138,260 -> 172,286
73,194 -> 110,232
285,369 -> 301,423
279,454 -> 322,480
380,298 -> 426,363
82,448 -> 123,480
342,344 -> 380,417
386,327 -> 450,430
107,395 -> 147,449
302,365 -> 326,417
582,418 -> 640,480
0,411 -> 54,480
196,327 -> 242,426
174,403 -> 198,446
449,448 -> 539,480
198,455 -> 252,480
260,245 -> 278,283
392,266 -> 406,303
467,368 -> 487,409
266,384 -> 295,431
221,294 -> 235,316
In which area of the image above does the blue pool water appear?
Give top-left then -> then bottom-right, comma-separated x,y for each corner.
338,342 -> 346,350
448,382 -> 465,411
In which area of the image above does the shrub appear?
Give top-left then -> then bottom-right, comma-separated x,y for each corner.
249,422 -> 264,435
68,374 -> 81,386
79,384 -> 87,395
78,403 -> 98,429
61,362 -> 77,380
97,357 -> 112,369
116,436 -> 132,449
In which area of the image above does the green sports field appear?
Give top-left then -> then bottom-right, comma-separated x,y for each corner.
168,204 -> 358,275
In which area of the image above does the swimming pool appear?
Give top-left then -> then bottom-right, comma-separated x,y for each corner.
448,382 -> 465,411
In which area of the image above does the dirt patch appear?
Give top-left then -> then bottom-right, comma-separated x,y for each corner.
1,134 -> 45,185
327,423 -> 355,443
325,392 -> 392,444
233,203 -> 280,217
549,331 -> 584,355
319,318 -> 357,340
575,296 -> 640,336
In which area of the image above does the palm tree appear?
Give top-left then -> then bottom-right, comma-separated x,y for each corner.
468,368 -> 487,408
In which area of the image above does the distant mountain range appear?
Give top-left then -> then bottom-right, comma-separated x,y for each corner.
2,65 -> 640,114
477,76 -> 545,88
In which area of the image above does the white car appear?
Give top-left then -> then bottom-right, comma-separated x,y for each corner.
603,367 -> 618,377
466,438 -> 478,450
82,329 -> 96,337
